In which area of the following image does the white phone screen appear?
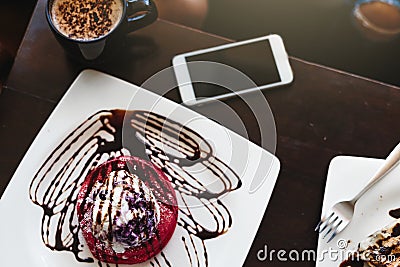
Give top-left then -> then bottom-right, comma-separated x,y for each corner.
185,39 -> 280,98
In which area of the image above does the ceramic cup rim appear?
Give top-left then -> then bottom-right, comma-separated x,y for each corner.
45,0 -> 127,44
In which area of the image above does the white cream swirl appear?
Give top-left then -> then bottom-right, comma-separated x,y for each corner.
91,170 -> 160,253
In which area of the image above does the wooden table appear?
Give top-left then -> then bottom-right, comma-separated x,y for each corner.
1,0 -> 400,266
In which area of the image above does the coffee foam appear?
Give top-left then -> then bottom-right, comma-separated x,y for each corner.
51,0 -> 123,41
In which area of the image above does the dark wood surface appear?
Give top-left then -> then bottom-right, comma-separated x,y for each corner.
203,0 -> 400,87
2,0 -> 400,266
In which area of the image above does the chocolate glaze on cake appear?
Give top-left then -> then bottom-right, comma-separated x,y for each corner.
29,109 -> 241,266
340,221 -> 400,267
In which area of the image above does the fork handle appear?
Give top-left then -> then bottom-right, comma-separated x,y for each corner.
351,142 -> 400,204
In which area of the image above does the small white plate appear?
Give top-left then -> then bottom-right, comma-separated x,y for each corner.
316,155 -> 400,266
0,70 -> 280,267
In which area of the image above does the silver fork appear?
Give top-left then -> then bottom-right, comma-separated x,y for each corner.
315,142 -> 400,242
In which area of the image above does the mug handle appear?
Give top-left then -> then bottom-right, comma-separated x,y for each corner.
126,0 -> 158,32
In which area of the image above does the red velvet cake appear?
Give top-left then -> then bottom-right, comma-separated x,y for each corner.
76,156 -> 178,264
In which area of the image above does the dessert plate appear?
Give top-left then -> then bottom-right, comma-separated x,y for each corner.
0,70 -> 280,267
316,155 -> 400,266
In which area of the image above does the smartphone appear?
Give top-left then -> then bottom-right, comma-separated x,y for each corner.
173,34 -> 293,105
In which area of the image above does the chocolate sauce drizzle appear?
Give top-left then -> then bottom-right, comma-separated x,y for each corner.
340,211 -> 400,267
389,208 -> 400,219
29,109 -> 242,266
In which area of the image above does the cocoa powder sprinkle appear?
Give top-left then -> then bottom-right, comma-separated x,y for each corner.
51,0 -> 123,40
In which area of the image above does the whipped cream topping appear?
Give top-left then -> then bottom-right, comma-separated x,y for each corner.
90,170 -> 160,253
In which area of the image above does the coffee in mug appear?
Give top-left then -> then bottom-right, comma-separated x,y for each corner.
46,0 -> 158,60
51,0 -> 124,41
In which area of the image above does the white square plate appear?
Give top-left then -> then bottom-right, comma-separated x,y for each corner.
316,155 -> 400,266
0,70 -> 280,267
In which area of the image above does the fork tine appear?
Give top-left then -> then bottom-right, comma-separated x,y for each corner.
315,212 -> 334,232
322,218 -> 338,238
315,219 -> 324,232
323,218 -> 341,239
326,220 -> 343,243
319,215 -> 338,233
